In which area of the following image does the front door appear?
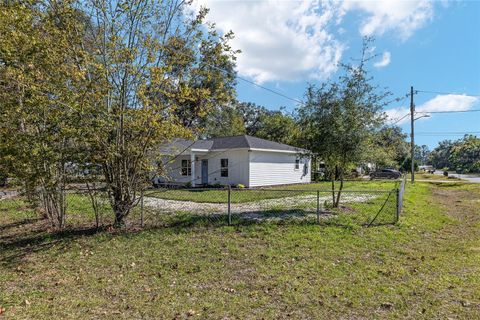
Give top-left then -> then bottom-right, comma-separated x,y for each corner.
201,160 -> 208,185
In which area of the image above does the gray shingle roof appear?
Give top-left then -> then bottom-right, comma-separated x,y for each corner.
160,135 -> 306,154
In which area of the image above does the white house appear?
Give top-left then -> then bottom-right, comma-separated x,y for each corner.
155,135 -> 311,188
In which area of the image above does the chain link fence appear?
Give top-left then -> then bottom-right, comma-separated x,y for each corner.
2,181 -> 405,229
139,184 -> 402,228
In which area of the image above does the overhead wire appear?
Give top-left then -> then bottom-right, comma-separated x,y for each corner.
416,90 -> 480,97
415,109 -> 480,114
389,112 -> 410,125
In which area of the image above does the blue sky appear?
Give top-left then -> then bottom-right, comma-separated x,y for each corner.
196,0 -> 480,149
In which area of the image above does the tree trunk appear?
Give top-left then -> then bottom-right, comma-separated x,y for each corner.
40,186 -> 66,229
331,178 -> 336,207
335,177 -> 344,208
86,182 -> 101,229
109,185 -> 134,228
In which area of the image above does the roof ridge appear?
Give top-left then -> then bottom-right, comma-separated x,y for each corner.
245,134 -> 297,148
211,134 -> 248,139
242,134 -> 252,148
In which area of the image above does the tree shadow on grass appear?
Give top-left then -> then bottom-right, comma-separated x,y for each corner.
0,217 -> 42,233
0,207 -> 396,269
143,207 -> 397,231
144,209 -> 319,229
0,221 -> 103,269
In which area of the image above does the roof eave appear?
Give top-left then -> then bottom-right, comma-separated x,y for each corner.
248,147 -> 308,154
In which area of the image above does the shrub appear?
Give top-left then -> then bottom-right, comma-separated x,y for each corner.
236,184 -> 245,189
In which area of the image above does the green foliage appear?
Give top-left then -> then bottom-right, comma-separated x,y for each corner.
254,108 -> 300,146
0,1 -> 239,227
415,144 -> 431,165
236,103 -> 301,146
367,126 -> 409,169
430,135 -> 480,173
236,102 -> 268,135
297,38 -> 389,205
79,1 -> 238,227
400,157 -> 419,173
202,100 -> 301,146
202,104 -> 246,138
0,2 -> 99,227
430,140 -> 454,169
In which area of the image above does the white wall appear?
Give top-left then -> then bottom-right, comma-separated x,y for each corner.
156,149 -> 311,187
196,149 -> 250,187
157,155 -> 192,185
249,151 -> 311,187
157,150 -> 250,187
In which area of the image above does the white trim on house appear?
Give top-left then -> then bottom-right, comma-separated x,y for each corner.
155,135 -> 311,187
248,147 -> 303,154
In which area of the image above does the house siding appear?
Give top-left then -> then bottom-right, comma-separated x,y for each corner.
196,149 -> 250,187
248,150 -> 311,187
158,155 -> 192,185
158,150 -> 250,187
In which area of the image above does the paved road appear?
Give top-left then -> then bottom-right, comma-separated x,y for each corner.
449,173 -> 480,183
429,171 -> 480,183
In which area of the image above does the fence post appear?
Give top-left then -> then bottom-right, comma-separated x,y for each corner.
316,190 -> 320,224
227,186 -> 231,226
140,189 -> 144,228
395,187 -> 399,223
396,179 -> 404,223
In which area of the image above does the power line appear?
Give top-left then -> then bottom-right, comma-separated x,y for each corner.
415,109 -> 480,114
235,75 -> 305,105
203,62 -> 306,105
389,112 -> 410,125
416,134 -> 478,137
389,109 -> 480,125
416,131 -> 480,134
384,93 -> 410,106
416,90 -> 480,97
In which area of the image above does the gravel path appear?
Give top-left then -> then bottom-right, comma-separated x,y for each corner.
0,190 -> 18,200
143,193 -> 378,220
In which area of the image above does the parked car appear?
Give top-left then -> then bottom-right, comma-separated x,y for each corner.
370,169 -> 401,180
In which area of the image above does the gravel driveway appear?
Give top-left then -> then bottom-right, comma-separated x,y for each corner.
0,190 -> 18,200
143,193 -> 377,220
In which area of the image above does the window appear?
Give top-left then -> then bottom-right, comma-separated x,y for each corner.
221,159 -> 229,177
181,159 -> 191,176
295,158 -> 300,170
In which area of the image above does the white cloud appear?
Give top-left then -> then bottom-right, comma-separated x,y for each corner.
342,0 -> 434,41
193,0 -> 344,83
374,51 -> 391,68
416,94 -> 478,113
191,0 -> 439,83
386,94 -> 479,124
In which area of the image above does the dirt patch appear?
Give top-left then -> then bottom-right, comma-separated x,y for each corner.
431,186 -> 480,225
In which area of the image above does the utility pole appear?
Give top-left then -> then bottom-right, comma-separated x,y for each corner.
410,86 -> 415,183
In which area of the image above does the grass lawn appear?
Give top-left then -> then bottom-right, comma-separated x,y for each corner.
1,181 -> 479,319
145,180 -> 399,204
